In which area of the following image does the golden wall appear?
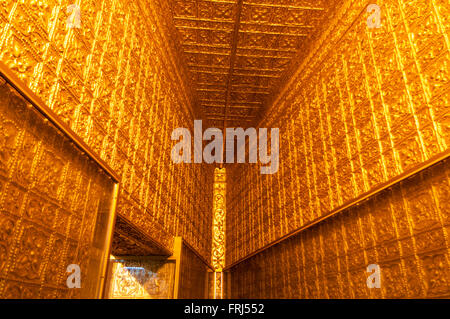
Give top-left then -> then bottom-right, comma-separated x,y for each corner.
229,158 -> 450,298
0,77 -> 116,298
0,0 -> 213,261
227,0 -> 449,264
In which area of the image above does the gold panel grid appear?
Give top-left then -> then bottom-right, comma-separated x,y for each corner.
0,77 -> 116,299
169,0 -> 338,128
226,0 -> 450,266
0,0 -> 213,261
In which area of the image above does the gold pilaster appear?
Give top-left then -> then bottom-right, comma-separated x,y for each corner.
212,168 -> 226,299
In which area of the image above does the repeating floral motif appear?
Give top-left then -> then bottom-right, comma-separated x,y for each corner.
212,169 -> 226,270
227,0 -> 450,266
0,0 -> 214,262
229,159 -> 450,298
0,79 -> 115,298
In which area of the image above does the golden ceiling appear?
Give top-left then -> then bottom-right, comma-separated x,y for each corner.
168,0 -> 336,128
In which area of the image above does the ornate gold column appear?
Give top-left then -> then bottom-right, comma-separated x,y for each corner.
211,168 -> 226,299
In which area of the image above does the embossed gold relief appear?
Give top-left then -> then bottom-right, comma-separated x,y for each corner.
226,0 -> 450,266
105,256 -> 176,299
0,0 -> 213,263
168,0 -> 339,129
229,159 -> 450,298
0,77 -> 117,298
178,242 -> 209,299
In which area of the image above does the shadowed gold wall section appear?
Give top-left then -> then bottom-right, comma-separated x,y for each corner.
0,77 -> 116,298
229,159 -> 450,298
0,0 -> 213,260
178,242 -> 209,299
227,0 -> 449,265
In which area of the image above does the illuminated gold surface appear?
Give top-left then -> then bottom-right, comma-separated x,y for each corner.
0,0 -> 213,261
227,0 -> 450,265
0,77 -> 117,298
230,159 -> 450,298
105,256 -> 176,299
0,0 -> 449,299
168,0 -> 338,128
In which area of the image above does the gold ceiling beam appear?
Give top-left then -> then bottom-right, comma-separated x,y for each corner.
239,30 -> 309,36
230,101 -> 262,104
183,43 -> 231,49
200,99 -> 262,105
198,88 -> 270,94
206,113 -> 257,118
202,104 -> 261,109
231,90 -> 270,94
176,25 -> 309,36
189,64 -> 231,70
191,69 -> 229,75
207,116 -> 255,121
232,72 -> 280,78
185,52 -> 230,57
240,21 -> 315,28
199,0 -> 236,4
231,84 -> 270,89
190,64 -> 285,72
191,69 -> 280,78
197,84 -> 228,89
234,46 -> 298,52
199,83 -> 271,89
235,53 -> 292,58
174,16 -> 316,28
243,2 -> 325,10
176,25 -> 234,31
185,50 -> 292,59
197,88 -> 227,92
174,17 -> 234,24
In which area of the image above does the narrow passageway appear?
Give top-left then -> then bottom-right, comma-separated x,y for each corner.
0,0 -> 448,299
